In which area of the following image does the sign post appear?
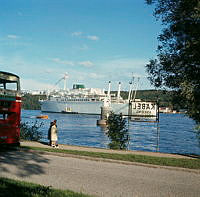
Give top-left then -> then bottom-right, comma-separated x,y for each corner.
129,101 -> 159,122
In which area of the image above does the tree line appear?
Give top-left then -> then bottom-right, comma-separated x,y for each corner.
22,94 -> 46,110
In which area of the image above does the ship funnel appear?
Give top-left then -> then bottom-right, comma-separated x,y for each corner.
107,81 -> 111,99
117,82 -> 121,102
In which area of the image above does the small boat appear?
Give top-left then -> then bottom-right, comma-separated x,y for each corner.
36,115 -> 48,119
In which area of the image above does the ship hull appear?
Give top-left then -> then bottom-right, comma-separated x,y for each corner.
40,100 -> 103,115
40,100 -> 129,115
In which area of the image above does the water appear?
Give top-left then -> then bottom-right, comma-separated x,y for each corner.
21,110 -> 200,155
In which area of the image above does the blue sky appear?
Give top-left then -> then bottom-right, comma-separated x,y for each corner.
0,0 -> 161,91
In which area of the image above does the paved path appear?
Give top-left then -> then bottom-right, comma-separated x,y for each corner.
0,142 -> 200,197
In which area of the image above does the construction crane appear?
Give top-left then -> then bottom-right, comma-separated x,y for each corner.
54,72 -> 68,90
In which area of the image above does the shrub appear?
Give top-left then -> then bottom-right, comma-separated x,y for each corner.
20,121 -> 43,141
107,112 -> 130,150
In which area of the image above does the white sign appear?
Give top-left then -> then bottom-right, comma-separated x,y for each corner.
130,101 -> 158,117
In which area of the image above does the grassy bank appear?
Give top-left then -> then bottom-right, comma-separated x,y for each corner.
0,177 -> 92,197
21,146 -> 200,170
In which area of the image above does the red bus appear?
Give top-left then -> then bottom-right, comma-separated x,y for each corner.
0,71 -> 21,146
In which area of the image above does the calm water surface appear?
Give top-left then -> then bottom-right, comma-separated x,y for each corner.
22,110 -> 200,155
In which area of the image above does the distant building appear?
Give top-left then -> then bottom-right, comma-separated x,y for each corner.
21,90 -> 47,95
159,107 -> 173,113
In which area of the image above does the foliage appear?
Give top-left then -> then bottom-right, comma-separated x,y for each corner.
20,121 -> 44,141
145,0 -> 200,123
22,94 -> 46,110
106,112 -> 130,150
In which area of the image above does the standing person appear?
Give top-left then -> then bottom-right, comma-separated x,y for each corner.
50,119 -> 58,147
48,121 -> 53,146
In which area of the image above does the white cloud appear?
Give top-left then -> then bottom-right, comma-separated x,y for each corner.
89,73 -> 104,79
44,68 -> 55,74
21,78 -> 55,90
78,61 -> 94,67
51,58 -> 74,66
72,44 -> 89,51
92,57 -> 154,90
0,35 -> 29,47
98,58 -> 149,78
71,32 -> 99,41
79,44 -> 88,50
50,58 -> 94,67
7,34 -> 19,39
71,32 -> 82,37
87,35 -> 99,41
0,55 -> 29,75
0,54 -> 153,91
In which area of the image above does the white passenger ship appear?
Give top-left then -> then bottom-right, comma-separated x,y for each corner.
39,74 -> 130,115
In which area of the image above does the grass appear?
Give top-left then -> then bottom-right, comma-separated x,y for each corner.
0,177 -> 93,197
21,145 -> 200,169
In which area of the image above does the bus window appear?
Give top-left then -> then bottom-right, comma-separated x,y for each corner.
0,101 -> 12,108
5,82 -> 18,91
0,112 -> 8,120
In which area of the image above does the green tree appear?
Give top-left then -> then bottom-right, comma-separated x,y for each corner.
145,0 -> 200,123
107,112 -> 130,150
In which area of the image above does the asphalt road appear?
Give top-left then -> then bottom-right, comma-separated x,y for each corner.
0,150 -> 200,197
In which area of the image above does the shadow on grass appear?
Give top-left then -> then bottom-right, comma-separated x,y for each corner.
0,146 -> 49,178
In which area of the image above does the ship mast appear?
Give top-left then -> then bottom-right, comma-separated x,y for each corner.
133,77 -> 140,101
130,76 -> 135,101
107,81 -> 111,100
128,82 -> 132,101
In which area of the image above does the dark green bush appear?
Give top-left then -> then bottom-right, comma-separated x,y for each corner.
20,121 -> 43,141
107,112 -> 130,150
